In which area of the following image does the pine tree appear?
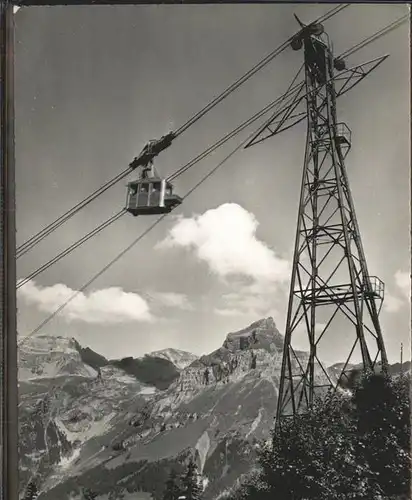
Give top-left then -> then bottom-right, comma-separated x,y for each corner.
352,372 -> 411,497
82,488 -> 98,500
163,469 -> 182,500
230,371 -> 410,500
250,352 -> 257,370
181,460 -> 202,500
23,480 -> 39,500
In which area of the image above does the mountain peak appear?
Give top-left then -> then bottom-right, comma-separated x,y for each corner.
18,334 -> 98,381
222,316 -> 283,353
149,348 -> 198,370
194,317 -> 284,368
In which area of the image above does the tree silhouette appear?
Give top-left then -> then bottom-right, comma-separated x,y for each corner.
352,372 -> 410,497
23,480 -> 39,500
226,372 -> 411,500
250,352 -> 257,370
163,469 -> 182,500
82,487 -> 98,500
181,459 -> 202,500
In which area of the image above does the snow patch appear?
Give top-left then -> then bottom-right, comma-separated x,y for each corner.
196,431 -> 211,474
202,476 -> 209,491
149,348 -> 198,370
19,335 -> 98,382
55,411 -> 116,445
139,386 -> 157,396
246,408 -> 263,439
58,447 -> 81,470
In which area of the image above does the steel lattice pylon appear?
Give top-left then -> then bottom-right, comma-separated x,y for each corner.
245,21 -> 389,427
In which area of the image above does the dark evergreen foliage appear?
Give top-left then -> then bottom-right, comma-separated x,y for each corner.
163,469 -> 182,500
73,340 -> 109,370
110,355 -> 180,390
250,352 -> 257,370
23,480 -> 39,500
352,372 -> 411,497
181,460 -> 203,500
225,372 -> 411,500
82,488 -> 98,500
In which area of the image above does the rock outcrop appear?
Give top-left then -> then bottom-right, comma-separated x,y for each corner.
19,318 -> 399,500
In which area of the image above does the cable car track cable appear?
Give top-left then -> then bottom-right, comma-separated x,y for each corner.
17,65 -> 306,287
16,167 -> 130,259
18,115 -> 288,347
18,7 -> 403,286
18,8 -> 404,330
17,210 -> 126,289
16,4 -> 349,259
173,3 -> 350,137
168,65 -> 306,182
21,93 -> 326,489
17,6 -> 406,288
340,12 -> 410,58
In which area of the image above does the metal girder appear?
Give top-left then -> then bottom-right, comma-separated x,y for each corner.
272,33 -> 388,429
244,54 -> 388,150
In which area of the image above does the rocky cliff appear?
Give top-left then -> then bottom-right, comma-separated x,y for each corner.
18,318 -> 346,500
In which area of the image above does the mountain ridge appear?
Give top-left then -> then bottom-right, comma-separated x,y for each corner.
19,317 -> 286,499
18,318 -> 408,500
148,348 -> 199,370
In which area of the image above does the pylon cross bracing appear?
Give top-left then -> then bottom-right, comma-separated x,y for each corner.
245,24 -> 389,427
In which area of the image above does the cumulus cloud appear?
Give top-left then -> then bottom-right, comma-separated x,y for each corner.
18,280 -> 153,324
383,293 -> 405,314
157,203 -> 290,283
214,279 -> 286,320
157,203 -> 291,320
149,291 -> 193,310
383,270 -> 410,314
214,307 -> 245,317
394,270 -> 410,300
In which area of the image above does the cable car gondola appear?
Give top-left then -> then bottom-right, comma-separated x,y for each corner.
126,164 -> 183,216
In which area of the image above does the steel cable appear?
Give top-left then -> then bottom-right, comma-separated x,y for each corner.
16,4 -> 349,258
18,110 -> 278,347
340,13 -> 410,59
18,6 -> 406,290
18,69 -> 306,288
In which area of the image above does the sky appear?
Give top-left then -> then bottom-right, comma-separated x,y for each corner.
14,4 -> 410,365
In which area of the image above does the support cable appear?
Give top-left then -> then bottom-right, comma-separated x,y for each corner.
18,66 -> 305,288
18,116 -> 282,347
340,13 -> 409,59
21,101 -> 315,493
16,4 -> 349,258
173,4 -> 349,136
19,4 -> 407,287
17,10 -> 407,291
17,210 -> 126,289
16,168 -> 130,259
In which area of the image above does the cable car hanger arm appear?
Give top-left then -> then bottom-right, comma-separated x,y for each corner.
128,5 -> 350,172
17,75 -> 308,285
17,51 -> 389,286
129,131 -> 176,170
244,54 -> 388,149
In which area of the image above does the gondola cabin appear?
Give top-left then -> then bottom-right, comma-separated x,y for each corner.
126,177 -> 183,216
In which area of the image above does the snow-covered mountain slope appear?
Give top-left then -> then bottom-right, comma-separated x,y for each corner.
18,336 -> 160,497
149,348 -> 198,370
19,322 -> 408,500
18,335 -> 98,381
20,317 -> 329,500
